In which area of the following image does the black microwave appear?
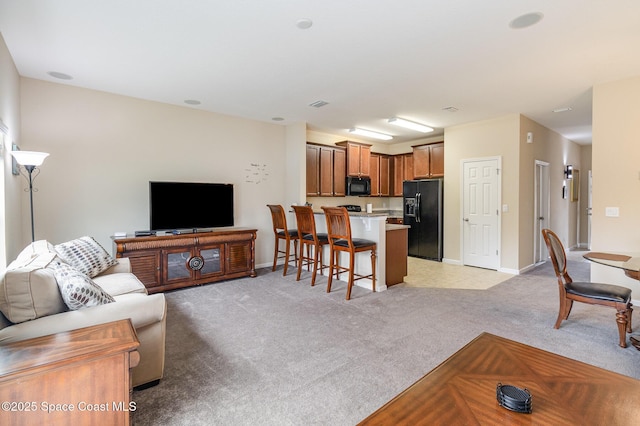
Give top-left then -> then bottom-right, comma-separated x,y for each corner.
345,176 -> 371,196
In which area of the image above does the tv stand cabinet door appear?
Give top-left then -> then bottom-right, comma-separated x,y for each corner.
226,240 -> 253,275
163,247 -> 195,283
197,244 -> 225,280
124,251 -> 161,289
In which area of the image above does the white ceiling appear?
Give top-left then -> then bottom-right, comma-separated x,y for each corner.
2,1 -> 640,145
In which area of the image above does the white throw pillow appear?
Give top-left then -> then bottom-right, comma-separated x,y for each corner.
0,252 -> 67,323
55,236 -> 118,278
49,259 -> 115,310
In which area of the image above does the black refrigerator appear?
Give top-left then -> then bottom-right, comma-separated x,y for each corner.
403,179 -> 443,261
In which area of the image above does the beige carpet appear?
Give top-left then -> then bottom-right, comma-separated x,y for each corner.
400,257 -> 514,290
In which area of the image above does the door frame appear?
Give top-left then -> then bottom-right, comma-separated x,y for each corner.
460,156 -> 502,270
533,160 -> 550,264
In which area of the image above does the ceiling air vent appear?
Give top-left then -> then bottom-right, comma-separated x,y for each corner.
309,100 -> 329,108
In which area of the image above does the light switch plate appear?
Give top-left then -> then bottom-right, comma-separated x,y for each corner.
605,207 -> 620,217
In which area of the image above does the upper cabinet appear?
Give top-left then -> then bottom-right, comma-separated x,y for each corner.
392,153 -> 414,196
370,153 -> 391,197
306,143 -> 346,197
336,141 -> 371,177
413,142 -> 444,179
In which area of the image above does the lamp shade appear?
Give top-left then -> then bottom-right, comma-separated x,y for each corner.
10,151 -> 49,166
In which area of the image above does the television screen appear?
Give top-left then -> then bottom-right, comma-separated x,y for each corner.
150,181 -> 234,231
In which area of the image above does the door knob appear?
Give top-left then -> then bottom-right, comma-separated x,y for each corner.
538,217 -> 544,220
463,218 -> 469,222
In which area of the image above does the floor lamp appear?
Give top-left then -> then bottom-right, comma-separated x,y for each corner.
10,150 -> 50,242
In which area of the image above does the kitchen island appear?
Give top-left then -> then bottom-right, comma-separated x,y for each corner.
312,211 -> 409,292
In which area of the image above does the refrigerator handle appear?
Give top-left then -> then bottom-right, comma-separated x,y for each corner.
416,192 -> 421,223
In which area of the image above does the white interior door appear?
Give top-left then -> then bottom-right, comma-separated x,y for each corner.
534,160 -> 550,264
462,158 -> 500,269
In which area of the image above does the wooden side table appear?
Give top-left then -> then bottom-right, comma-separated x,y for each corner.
0,319 -> 140,426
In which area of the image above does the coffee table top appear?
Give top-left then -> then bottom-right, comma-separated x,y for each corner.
358,332 -> 640,425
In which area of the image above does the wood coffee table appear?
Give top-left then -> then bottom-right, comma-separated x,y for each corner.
358,332 -> 640,425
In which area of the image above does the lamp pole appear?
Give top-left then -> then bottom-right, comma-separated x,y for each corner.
24,165 -> 36,242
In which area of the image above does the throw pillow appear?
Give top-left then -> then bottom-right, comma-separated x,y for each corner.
55,236 -> 118,278
0,252 -> 67,323
49,259 -> 115,310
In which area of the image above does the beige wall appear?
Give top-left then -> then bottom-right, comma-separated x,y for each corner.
17,78 -> 297,267
591,75 -> 640,295
0,34 -> 23,265
443,114 -> 582,272
443,114 -> 520,271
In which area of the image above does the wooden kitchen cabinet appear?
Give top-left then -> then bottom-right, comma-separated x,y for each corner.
306,143 -> 346,197
392,153 -> 414,196
413,142 -> 444,178
370,153 -> 391,196
336,141 -> 371,177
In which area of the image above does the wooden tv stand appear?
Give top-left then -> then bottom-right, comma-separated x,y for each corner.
113,227 -> 257,293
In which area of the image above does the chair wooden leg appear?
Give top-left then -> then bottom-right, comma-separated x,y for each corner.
555,298 -> 571,329
326,249 -> 335,293
627,305 -> 633,333
370,248 -> 376,293
296,240 -> 304,281
311,244 -> 319,286
616,310 -> 628,348
346,252 -> 355,300
283,237 -> 291,276
272,237 -> 279,272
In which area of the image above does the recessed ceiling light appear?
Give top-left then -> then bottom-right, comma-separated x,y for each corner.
184,99 -> 201,105
509,12 -> 544,29
271,117 -> 285,121
552,107 -> 572,113
296,18 -> 313,30
47,71 -> 73,80
348,128 -> 393,141
388,117 -> 434,133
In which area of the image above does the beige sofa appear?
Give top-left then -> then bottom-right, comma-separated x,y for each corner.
0,240 -> 167,388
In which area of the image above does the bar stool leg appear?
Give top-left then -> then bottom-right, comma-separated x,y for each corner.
326,249 -> 335,293
371,249 -> 376,292
272,238 -> 279,272
346,252 -> 356,300
283,237 -> 291,276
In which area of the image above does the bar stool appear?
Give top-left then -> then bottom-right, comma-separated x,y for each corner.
292,205 -> 329,286
322,206 -> 376,300
267,204 -> 299,276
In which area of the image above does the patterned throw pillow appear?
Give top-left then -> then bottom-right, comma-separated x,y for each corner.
55,236 -> 118,278
49,259 -> 115,310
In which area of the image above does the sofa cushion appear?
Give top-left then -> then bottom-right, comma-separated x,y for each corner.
49,259 -> 116,310
0,252 -> 67,324
94,273 -> 148,296
55,236 -> 118,278
15,240 -> 57,263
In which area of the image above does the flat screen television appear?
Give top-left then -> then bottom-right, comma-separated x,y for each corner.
150,181 -> 234,231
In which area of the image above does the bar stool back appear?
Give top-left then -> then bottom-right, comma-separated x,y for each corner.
322,206 -> 376,300
292,205 -> 329,286
267,204 -> 299,276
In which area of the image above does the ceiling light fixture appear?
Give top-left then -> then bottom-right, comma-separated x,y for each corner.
388,117 -> 434,133
442,106 -> 459,113
47,71 -> 73,80
348,128 -> 393,141
184,99 -> 201,105
509,12 -> 544,29
296,18 -> 313,29
552,107 -> 572,113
